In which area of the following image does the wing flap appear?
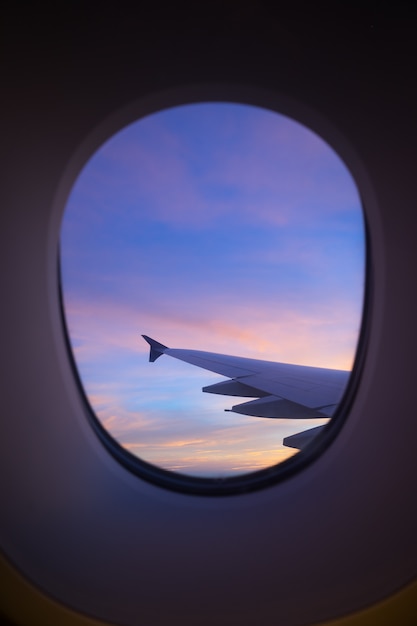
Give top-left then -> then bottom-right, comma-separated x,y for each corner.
203,379 -> 268,397
283,425 -> 327,450
238,373 -> 345,410
229,396 -> 327,419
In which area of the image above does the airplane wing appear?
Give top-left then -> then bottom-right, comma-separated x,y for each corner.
142,335 -> 349,450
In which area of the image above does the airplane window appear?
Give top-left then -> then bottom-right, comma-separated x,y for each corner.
60,102 -> 365,492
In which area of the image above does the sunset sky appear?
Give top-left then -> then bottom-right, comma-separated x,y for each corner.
60,102 -> 365,477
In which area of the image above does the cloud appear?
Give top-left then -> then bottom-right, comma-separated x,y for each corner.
63,286 -> 360,372
71,121 -> 219,230
191,107 -> 360,225
113,414 -> 328,477
65,102 -> 361,238
108,411 -> 310,477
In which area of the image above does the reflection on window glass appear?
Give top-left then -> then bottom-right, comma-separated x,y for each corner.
60,102 -> 365,478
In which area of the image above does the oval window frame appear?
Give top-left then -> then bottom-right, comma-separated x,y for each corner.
57,84 -> 372,496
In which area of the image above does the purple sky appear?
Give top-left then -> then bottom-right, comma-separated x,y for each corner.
60,102 -> 365,478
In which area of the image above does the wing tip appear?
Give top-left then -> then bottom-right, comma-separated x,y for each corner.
141,335 -> 168,362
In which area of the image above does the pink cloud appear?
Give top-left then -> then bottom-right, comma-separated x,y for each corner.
64,286 -> 359,371
116,416 -> 328,476
122,429 -> 295,476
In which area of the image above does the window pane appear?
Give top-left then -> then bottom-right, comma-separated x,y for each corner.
60,102 -> 365,478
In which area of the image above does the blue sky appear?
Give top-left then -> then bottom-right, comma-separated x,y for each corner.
60,102 -> 365,477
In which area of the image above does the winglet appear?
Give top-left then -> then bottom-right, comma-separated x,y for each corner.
142,335 -> 169,362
